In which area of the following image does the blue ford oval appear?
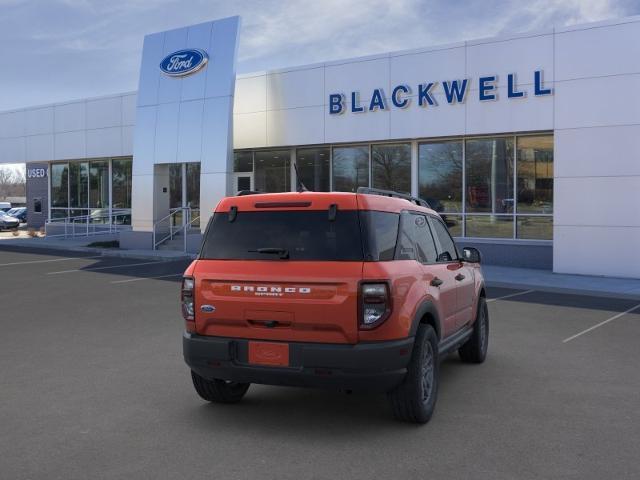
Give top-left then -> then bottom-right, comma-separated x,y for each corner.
159,49 -> 209,77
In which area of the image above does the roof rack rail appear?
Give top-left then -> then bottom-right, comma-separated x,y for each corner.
356,187 -> 431,209
236,190 -> 262,196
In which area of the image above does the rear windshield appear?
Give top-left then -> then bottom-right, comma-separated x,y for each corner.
200,209 -> 400,262
200,210 -> 364,261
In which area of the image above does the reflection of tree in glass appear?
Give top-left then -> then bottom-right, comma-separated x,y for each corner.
419,142 -> 462,212
333,147 -> 369,192
372,145 -> 411,194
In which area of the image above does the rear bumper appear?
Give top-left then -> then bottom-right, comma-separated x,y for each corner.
183,332 -> 414,392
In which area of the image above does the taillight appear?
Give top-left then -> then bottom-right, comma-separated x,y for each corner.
360,282 -> 391,329
181,276 -> 195,321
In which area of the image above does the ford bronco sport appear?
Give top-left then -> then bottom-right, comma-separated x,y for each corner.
182,188 -> 488,423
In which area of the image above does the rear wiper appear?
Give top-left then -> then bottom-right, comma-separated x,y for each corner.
248,247 -> 290,259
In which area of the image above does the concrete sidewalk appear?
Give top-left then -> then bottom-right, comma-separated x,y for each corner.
483,265 -> 640,300
1,236 -> 639,299
0,236 -> 195,261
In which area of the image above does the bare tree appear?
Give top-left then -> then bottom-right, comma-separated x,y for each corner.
0,167 -> 26,199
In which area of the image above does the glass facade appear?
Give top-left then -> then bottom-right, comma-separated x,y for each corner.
233,134 -> 554,241
297,147 -> 330,192
49,157 -> 132,223
371,143 -> 411,194
332,146 -> 369,192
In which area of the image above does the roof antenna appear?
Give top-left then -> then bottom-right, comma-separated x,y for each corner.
293,162 -> 309,193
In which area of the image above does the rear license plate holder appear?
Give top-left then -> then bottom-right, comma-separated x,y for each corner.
248,341 -> 290,367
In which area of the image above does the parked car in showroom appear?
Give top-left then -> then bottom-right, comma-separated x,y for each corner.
7,207 -> 27,223
0,212 -> 20,230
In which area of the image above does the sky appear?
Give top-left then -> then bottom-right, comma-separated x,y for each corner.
0,0 -> 639,113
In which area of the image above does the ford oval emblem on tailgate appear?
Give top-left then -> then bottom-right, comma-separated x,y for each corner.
200,305 -> 216,313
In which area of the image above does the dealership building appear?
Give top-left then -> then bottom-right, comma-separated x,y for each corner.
1,15 -> 639,278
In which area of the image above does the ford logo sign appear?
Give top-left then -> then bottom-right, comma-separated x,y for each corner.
159,49 -> 208,77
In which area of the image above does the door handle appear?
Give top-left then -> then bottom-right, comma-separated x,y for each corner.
430,277 -> 443,287
455,273 -> 465,281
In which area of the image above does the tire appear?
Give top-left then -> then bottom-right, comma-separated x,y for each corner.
190,370 -> 250,404
387,324 -> 439,424
458,296 -> 489,363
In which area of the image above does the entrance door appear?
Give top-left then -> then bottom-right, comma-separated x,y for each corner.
233,173 -> 254,193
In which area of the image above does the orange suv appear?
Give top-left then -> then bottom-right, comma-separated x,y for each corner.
182,188 -> 488,423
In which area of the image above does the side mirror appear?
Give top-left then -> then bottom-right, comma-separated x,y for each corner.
462,247 -> 481,264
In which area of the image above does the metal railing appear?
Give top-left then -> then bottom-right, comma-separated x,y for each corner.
153,207 -> 199,252
45,210 -> 132,239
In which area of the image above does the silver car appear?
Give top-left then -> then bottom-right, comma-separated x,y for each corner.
0,212 -> 20,230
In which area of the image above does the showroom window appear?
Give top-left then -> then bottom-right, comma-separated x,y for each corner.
49,157 -> 132,223
332,146 -> 369,192
297,147 -> 330,191
231,133 -> 552,240
418,140 -> 463,237
465,137 -> 515,238
372,143 -> 411,194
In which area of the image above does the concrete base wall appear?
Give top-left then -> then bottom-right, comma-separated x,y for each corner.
187,233 -> 203,254
456,239 -> 552,270
119,230 -> 154,250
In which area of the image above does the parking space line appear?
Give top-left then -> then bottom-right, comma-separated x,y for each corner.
562,303 -> 640,343
0,255 -> 102,267
110,273 -> 183,284
487,289 -> 535,303
47,261 -> 161,275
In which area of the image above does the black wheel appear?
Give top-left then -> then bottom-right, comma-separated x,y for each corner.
190,370 -> 250,404
387,324 -> 439,424
459,296 -> 489,363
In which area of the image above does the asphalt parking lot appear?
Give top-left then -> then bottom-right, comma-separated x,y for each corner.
1,247 -> 639,480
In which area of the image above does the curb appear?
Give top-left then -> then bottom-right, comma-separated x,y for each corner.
0,240 -> 196,262
486,280 -> 640,302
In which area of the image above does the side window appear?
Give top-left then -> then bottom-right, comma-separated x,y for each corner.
394,212 -> 438,263
360,211 -> 400,261
428,216 -> 458,262
395,212 -> 416,260
413,215 -> 438,264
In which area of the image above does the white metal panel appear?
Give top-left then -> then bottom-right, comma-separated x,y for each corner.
122,125 -> 134,156
324,57 -> 390,107
466,33 -> 554,88
234,75 -> 267,114
25,134 -> 54,162
554,225 -> 640,278
0,137 -> 25,163
389,91 -> 465,139
556,20 -> 640,81
181,22 -> 213,102
131,173 -> 155,230
555,74 -> 640,129
555,125 -> 640,178
0,110 -> 25,139
54,130 -> 86,160
201,96 -> 233,173
233,112 -> 267,149
154,102 -> 179,164
466,86 -> 554,134
86,96 -> 122,130
266,67 -> 324,110
176,99 -> 204,163
554,176 -> 640,227
121,94 -> 137,126
86,127 -> 122,158
267,106 -> 324,147
54,101 -> 86,133
389,45 -> 466,88
136,33 -> 164,107
325,106 -> 390,144
157,28 -> 188,105
205,16 -> 240,99
132,105 -> 157,175
25,107 -> 54,136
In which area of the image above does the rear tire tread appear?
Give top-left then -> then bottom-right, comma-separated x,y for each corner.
191,371 -> 250,404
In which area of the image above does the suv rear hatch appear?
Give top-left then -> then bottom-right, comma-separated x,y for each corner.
194,195 -> 364,344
